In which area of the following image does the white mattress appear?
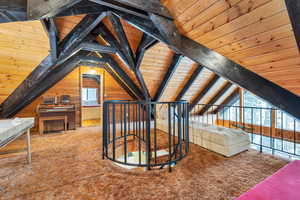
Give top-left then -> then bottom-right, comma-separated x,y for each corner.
0,118 -> 34,148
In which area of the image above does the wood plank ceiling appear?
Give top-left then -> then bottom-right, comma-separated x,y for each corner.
0,0 -> 299,117
162,0 -> 300,95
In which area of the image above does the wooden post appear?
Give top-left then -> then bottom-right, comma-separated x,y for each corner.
26,129 -> 31,164
239,88 -> 244,125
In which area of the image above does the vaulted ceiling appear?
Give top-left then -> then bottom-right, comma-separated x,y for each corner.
0,0 -> 300,119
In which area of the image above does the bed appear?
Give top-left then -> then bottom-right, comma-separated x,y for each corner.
0,118 -> 34,163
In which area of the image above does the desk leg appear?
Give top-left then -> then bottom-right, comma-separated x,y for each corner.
26,129 -> 32,164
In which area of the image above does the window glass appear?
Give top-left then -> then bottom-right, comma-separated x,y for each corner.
244,91 -> 272,127
220,99 -> 240,121
276,110 -> 300,131
82,88 -> 98,106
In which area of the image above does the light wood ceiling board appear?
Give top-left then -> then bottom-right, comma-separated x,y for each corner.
215,24 -> 293,54
185,0 -> 271,37
159,57 -> 196,102
55,15 -> 86,41
120,19 -> 143,53
213,85 -> 238,105
226,36 -> 296,60
182,68 -> 214,102
205,11 -> 291,50
140,42 -> 174,98
0,20 -> 49,104
193,0 -> 286,44
178,0 -> 241,34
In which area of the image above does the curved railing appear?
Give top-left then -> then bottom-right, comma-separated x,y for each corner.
102,100 -> 189,171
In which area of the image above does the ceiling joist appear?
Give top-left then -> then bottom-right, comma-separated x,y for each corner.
175,66 -> 203,101
211,88 -> 240,114
1,0 -> 300,121
153,53 -> 183,101
198,82 -> 233,115
189,75 -> 220,112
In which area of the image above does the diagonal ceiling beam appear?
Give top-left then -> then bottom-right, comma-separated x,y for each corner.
198,82 -> 233,115
0,0 -> 27,23
99,53 -> 145,100
153,53 -> 183,101
109,13 -> 135,69
285,0 -> 300,52
135,33 -> 158,69
41,18 -> 59,63
103,64 -> 138,100
134,69 -> 151,100
58,13 -> 107,57
211,88 -> 240,114
175,65 -> 203,101
88,0 -> 171,19
96,22 -> 132,68
0,13 -> 107,117
27,0 -> 82,20
189,75 -> 220,112
95,22 -> 149,100
116,10 -> 300,120
1,51 -> 95,117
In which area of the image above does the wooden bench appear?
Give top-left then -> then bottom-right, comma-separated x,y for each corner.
39,116 -> 68,134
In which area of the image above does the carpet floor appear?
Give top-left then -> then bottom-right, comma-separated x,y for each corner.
0,127 -> 289,200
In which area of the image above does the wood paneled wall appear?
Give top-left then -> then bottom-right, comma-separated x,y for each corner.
0,21 -> 49,104
15,66 -> 132,133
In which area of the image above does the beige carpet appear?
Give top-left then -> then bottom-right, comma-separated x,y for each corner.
0,127 -> 289,200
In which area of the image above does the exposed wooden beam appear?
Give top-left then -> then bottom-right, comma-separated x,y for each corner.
89,0 -> 148,19
175,65 -> 203,101
134,69 -> 151,100
112,9 -> 300,118
120,12 -> 300,120
55,42 -> 116,67
153,54 -> 183,101
198,82 -> 233,115
0,0 -> 27,23
41,18 -> 59,63
27,0 -> 82,20
102,54 -> 145,100
211,88 -> 240,114
103,64 -> 138,100
96,22 -> 132,68
109,13 -> 135,69
107,0 -> 172,19
1,51 -> 86,117
0,14 -> 107,117
189,75 -> 220,112
89,0 -> 171,19
135,33 -> 158,69
285,0 -> 300,52
74,54 -> 139,100
59,13 -> 107,57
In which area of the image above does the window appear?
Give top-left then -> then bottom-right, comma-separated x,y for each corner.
82,88 -> 98,106
244,91 -> 272,127
276,110 -> 300,131
220,99 -> 240,121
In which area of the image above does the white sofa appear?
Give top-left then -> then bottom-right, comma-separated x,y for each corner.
157,118 -> 250,157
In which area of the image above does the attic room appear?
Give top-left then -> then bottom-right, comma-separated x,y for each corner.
1,0 -> 300,199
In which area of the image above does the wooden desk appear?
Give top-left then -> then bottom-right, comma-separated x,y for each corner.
39,116 -> 67,134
